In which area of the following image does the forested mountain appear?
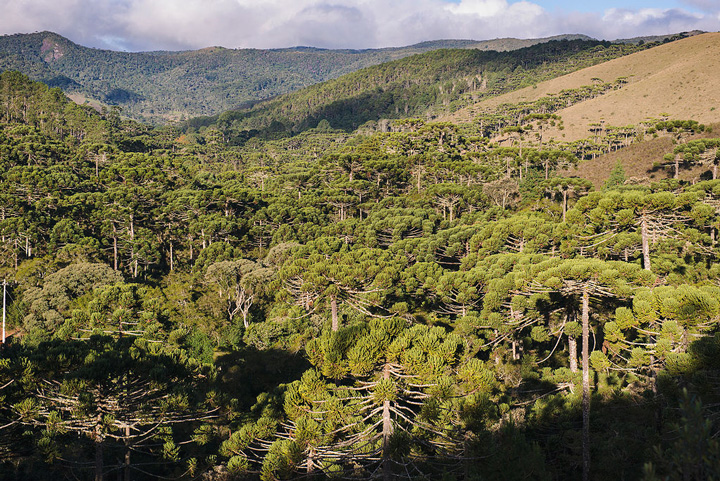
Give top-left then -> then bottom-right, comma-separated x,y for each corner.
0,31 -> 598,124
1,28 -> 720,481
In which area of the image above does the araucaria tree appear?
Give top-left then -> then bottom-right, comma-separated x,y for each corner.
222,318 -> 497,480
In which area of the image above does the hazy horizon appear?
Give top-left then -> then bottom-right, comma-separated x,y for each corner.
0,0 -> 717,53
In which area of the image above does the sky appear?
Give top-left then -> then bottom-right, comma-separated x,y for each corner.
0,0 -> 718,52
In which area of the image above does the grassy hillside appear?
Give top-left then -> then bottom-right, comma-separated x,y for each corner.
444,32 -> 720,142
0,31 -> 593,123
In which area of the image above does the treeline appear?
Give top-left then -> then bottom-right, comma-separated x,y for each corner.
1,72 -> 719,481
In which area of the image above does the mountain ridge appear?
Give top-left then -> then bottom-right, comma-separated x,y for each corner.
0,31 -> 696,124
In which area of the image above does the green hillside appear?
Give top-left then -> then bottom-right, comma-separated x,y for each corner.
0,32 -> 598,124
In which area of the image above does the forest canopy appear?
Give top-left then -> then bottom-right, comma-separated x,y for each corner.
0,37 -> 719,481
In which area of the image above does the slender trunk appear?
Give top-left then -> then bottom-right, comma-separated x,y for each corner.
306,446 -> 315,476
640,215 -> 651,271
113,224 -> 118,271
169,241 -> 174,271
124,426 -> 131,481
562,190 -> 568,223
581,287 -> 591,481
567,307 -> 578,372
382,364 -> 393,481
129,215 -> 137,278
330,295 -> 339,332
242,304 -> 250,329
569,336 -> 578,373
95,417 -> 104,481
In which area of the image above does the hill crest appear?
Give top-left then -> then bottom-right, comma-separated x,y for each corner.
442,32 -> 720,142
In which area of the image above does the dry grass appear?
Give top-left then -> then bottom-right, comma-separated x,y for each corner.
562,124 -> 720,189
441,33 -> 720,187
444,33 -> 720,142
561,136 -> 674,188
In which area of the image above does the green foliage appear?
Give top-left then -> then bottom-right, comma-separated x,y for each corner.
604,161 -> 626,190
644,390 -> 720,481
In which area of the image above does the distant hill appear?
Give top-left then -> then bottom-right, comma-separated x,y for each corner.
184,38 -> 662,141
0,31 -> 595,123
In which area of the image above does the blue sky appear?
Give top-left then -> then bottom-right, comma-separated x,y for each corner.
0,0 -> 718,51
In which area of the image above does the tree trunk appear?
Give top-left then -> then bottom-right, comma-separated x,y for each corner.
382,364 -> 393,481
581,287 -> 591,481
567,307 -> 578,372
330,295 -> 339,332
512,339 -> 521,361
562,190 -> 568,223
306,446 -> 315,477
640,215 -> 651,271
113,225 -> 118,271
124,425 -> 131,481
129,215 -> 136,277
569,335 -> 578,373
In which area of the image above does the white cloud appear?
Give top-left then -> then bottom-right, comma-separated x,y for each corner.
0,0 -> 717,51
680,0 -> 720,13
597,7 -> 717,39
446,0 -> 508,17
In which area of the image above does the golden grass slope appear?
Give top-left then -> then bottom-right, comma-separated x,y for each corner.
444,33 -> 720,142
